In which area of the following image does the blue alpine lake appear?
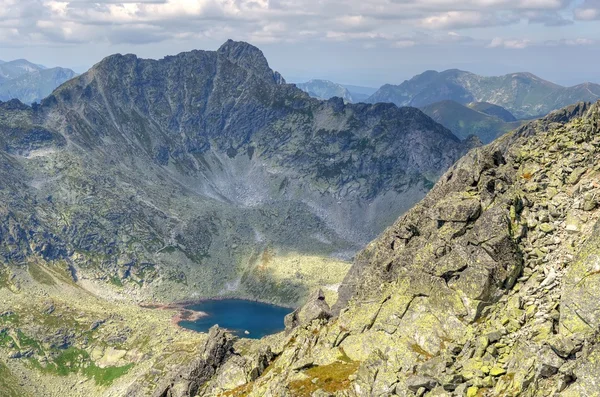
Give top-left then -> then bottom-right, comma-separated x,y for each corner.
178,299 -> 294,339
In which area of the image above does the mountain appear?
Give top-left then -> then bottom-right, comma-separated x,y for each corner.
0,59 -> 47,80
468,101 -> 517,122
342,84 -> 378,96
0,59 -> 77,103
172,101 -> 600,397
0,40 -> 478,395
0,41 -> 472,305
420,100 -> 523,143
0,67 -> 78,104
296,79 -> 355,102
367,69 -> 600,119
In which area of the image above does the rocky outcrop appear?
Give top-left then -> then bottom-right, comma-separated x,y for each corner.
150,326 -> 234,397
284,289 -> 332,330
198,101 -> 600,396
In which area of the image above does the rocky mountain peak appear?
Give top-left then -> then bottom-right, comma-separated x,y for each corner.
217,39 -> 285,84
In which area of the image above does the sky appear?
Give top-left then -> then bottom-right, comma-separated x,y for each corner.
0,0 -> 599,87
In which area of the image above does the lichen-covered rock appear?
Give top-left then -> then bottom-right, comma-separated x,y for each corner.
199,103 -> 600,396
284,289 -> 332,330
149,326 -> 234,397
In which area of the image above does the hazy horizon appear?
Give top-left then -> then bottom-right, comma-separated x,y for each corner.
1,0 -> 600,87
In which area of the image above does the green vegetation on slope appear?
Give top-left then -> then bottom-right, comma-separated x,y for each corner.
33,347 -> 134,386
420,100 -> 523,143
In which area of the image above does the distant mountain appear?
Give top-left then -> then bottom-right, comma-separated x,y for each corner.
420,100 -> 523,143
367,69 -> 600,119
296,79 -> 355,102
342,84 -> 378,96
342,84 -> 378,102
0,59 -> 46,79
0,59 -> 77,103
468,101 -> 517,122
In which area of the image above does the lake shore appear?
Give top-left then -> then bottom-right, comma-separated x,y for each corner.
173,299 -> 294,339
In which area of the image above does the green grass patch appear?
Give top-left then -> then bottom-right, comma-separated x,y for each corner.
15,330 -> 42,351
86,363 -> 134,386
28,264 -> 56,286
289,360 -> 360,397
0,311 -> 19,325
109,276 -> 124,287
35,347 -> 133,386
0,266 -> 11,289
0,329 -> 12,346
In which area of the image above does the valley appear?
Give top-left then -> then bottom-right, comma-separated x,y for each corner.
0,40 -> 474,395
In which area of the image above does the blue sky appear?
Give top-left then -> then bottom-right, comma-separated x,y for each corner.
0,0 -> 599,87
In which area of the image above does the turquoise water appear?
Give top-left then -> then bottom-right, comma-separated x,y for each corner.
178,299 -> 294,339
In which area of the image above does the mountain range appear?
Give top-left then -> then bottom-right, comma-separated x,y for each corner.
0,40 -> 479,395
0,59 -> 77,104
366,69 -> 600,119
2,40 -> 600,396
295,72 -> 599,144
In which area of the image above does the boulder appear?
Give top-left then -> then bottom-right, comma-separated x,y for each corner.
406,375 -> 438,392
285,289 -> 332,330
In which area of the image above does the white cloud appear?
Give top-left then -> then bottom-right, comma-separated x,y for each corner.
419,10 -> 521,29
488,37 -> 532,48
574,0 -> 600,20
575,8 -> 600,20
393,40 -> 416,48
0,0 -> 591,48
546,38 -> 596,46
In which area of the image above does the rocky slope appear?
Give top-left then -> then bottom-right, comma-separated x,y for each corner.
367,69 -> 600,119
0,261 -> 207,397
0,59 -> 77,104
0,40 -> 473,308
178,101 -> 600,396
420,100 -> 523,143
